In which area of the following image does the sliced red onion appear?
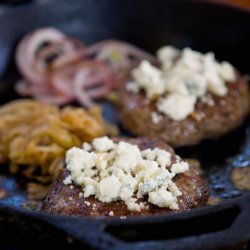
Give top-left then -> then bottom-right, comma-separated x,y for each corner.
50,64 -> 78,97
15,79 -> 51,96
34,93 -> 74,105
15,30 -> 154,107
15,28 -> 87,105
15,78 -> 73,105
16,28 -> 65,85
73,61 -> 114,107
73,71 -> 93,107
50,38 -> 85,69
86,40 -> 158,72
15,80 -> 31,96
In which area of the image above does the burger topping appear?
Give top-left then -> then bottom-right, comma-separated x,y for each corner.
128,46 -> 236,121
64,136 -> 189,212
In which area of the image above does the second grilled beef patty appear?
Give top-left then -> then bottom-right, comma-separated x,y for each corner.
118,74 -> 250,147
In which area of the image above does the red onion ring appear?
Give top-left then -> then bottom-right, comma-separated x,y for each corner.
73,61 -> 114,107
50,63 -> 78,98
50,38 -> 85,69
34,93 -> 74,105
15,29 -> 157,107
86,40 -> 158,72
15,79 -> 73,105
15,28 -> 87,105
16,28 -> 65,85
85,40 -> 159,90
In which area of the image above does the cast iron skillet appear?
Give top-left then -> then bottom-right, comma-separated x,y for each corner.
0,0 -> 249,249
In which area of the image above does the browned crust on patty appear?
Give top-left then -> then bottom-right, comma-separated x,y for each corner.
118,73 -> 250,147
43,137 -> 209,217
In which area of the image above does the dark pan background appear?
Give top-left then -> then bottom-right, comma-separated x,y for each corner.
0,0 -> 249,249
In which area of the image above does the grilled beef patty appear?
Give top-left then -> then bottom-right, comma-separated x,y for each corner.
118,74 -> 250,147
44,137 -> 209,217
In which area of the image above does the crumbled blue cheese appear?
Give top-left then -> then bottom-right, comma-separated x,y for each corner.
148,187 -> 178,210
84,201 -> 91,206
141,147 -> 171,167
84,184 -> 96,197
157,93 -> 196,121
151,112 -> 163,124
132,60 -> 165,99
125,82 -> 140,94
127,46 -> 236,121
171,161 -> 189,174
200,94 -> 215,106
157,46 -> 179,71
219,62 -> 236,82
168,182 -> 182,196
92,136 -> 115,152
64,136 -> 189,212
109,211 -> 114,216
63,175 -> 72,185
125,198 -> 146,212
205,72 -> 227,96
155,148 -> 172,167
82,142 -> 92,152
97,176 -> 121,202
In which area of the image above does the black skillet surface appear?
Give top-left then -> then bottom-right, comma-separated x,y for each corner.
0,0 -> 250,249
